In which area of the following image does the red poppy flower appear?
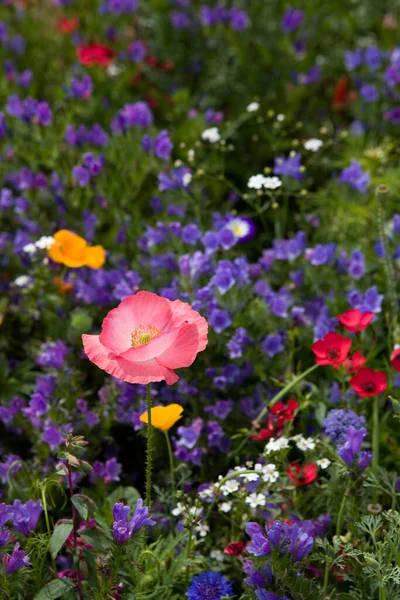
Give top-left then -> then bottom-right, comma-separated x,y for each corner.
57,17 -> 79,34
311,332 -> 352,366
251,415 -> 274,441
271,398 -> 298,426
286,462 -> 317,486
342,350 -> 367,374
223,541 -> 246,556
337,309 -> 374,333
349,367 -> 387,397
390,347 -> 400,372
332,76 -> 357,110
77,44 -> 115,68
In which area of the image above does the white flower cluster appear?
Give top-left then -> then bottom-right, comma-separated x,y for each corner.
246,102 -> 260,112
304,138 -> 323,152
171,502 -> 209,538
201,127 -> 221,143
265,435 -> 317,455
247,174 -> 282,190
23,236 -> 55,255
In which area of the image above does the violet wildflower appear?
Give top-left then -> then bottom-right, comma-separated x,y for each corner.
281,7 -> 304,33
360,84 -> 379,103
337,426 -> 371,470
339,161 -> 370,194
70,75 -> 93,100
41,426 -> 63,450
112,499 -> 155,543
229,7 -> 249,31
347,286 -> 383,314
72,165 -> 91,187
5,543 -> 31,575
273,153 -> 302,180
10,499 -> 42,536
345,49 -> 363,71
154,130 -> 173,161
186,571 -> 233,600
128,40 -> 146,62
262,333 -> 285,358
208,308 -> 231,333
323,409 -> 366,444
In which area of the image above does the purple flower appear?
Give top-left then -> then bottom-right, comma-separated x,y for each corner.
262,333 -> 285,358
171,11 -> 191,29
227,327 -> 249,359
229,7 -> 249,31
128,40 -> 147,62
72,165 -> 91,187
245,522 -> 271,556
41,426 -> 63,450
10,500 -> 42,536
208,308 -> 231,333
360,84 -> 379,103
118,102 -> 154,130
35,102 -> 52,126
347,286 -> 383,314
365,46 -> 381,71
218,227 -> 237,250
337,426 -> 368,466
213,264 -> 235,295
281,7 -> 304,33
273,153 -> 302,180
305,242 -> 336,266
70,75 -> 93,100
158,167 -> 191,192
323,409 -> 366,444
384,107 -> 400,124
186,571 -> 233,600
345,49 -> 363,71
340,161 -> 370,194
154,130 -> 173,161
112,499 -> 155,543
5,543 -> 31,575
37,341 -> 69,369
182,224 -> 202,245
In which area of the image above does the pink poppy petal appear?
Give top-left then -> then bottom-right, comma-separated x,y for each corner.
115,356 -> 178,385
156,323 -> 200,369
82,334 -> 130,379
118,326 -> 183,362
99,292 -> 172,353
169,299 -> 208,352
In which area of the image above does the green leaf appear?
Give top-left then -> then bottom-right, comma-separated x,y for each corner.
108,486 -> 141,508
80,527 -> 111,551
34,578 -> 75,600
50,523 -> 73,558
314,402 -> 327,425
71,495 -> 88,520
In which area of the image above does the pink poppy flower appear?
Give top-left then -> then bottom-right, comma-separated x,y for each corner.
82,291 -> 208,385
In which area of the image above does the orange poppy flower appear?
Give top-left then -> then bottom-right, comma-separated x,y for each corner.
139,404 -> 183,432
53,277 -> 73,295
48,230 -> 105,269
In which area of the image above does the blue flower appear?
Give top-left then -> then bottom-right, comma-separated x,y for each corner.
186,571 -> 233,600
112,499 -> 155,543
273,153 -> 302,181
323,409 -> 366,444
339,161 -> 370,194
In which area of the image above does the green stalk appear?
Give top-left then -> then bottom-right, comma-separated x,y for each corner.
185,528 -> 194,587
372,395 -> 380,504
164,431 -> 175,497
336,487 -> 350,537
145,383 -> 153,507
231,363 -> 319,457
322,561 -> 330,597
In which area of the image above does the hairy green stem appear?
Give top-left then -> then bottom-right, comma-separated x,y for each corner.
336,487 -> 350,537
372,395 -> 380,504
164,432 -> 175,498
231,364 -> 319,457
145,383 -> 153,507
322,561 -> 330,597
185,528 -> 194,587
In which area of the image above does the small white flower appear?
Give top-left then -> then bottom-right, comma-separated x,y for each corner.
182,173 -> 192,187
195,523 -> 209,537
221,480 -> 239,495
187,149 -> 195,162
106,63 -> 121,77
241,471 -> 260,483
265,437 -> 290,455
247,102 -> 260,112
277,114 -> 285,122
304,138 -> 323,152
22,243 -> 37,255
317,458 -> 331,470
220,502 -> 232,513
171,502 -> 185,517
198,486 -> 214,500
35,236 -> 55,250
292,435 -> 316,451
226,217 -> 251,239
245,461 -> 254,468
255,463 -> 280,483
248,174 -> 267,189
210,550 -> 225,562
201,127 -> 221,143
263,176 -> 282,190
13,275 -> 32,287
246,493 -> 267,508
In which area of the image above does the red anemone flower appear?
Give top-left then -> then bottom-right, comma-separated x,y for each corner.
311,331 -> 352,366
286,462 -> 317,486
57,17 -> 79,34
251,415 -> 274,441
343,350 -> 367,374
349,367 -> 387,397
223,541 -> 246,556
271,398 -> 298,426
337,309 -> 374,333
390,347 -> 400,372
77,44 -> 116,68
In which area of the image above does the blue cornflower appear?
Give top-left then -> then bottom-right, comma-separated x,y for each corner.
339,161 -> 370,194
186,571 -> 233,600
323,409 -> 366,444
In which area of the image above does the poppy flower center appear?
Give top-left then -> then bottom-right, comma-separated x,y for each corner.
362,382 -> 376,393
327,348 -> 340,360
131,324 -> 160,348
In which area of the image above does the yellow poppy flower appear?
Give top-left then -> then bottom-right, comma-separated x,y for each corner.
139,404 -> 183,432
48,230 -> 105,269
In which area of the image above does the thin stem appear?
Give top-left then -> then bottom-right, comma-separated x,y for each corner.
164,432 -> 175,497
185,528 -> 194,587
145,383 -> 153,507
322,561 -> 330,597
231,364 -> 319,457
372,395 -> 380,504
66,461 -> 83,600
41,487 -> 57,572
336,486 -> 350,537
